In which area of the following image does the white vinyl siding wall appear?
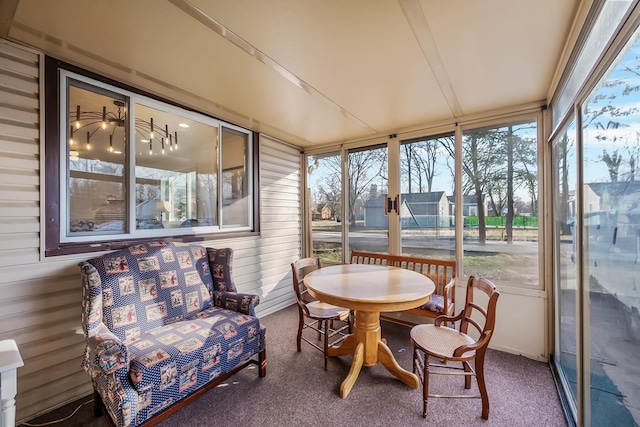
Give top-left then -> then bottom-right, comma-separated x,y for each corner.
0,41 -> 39,263
0,40 -> 302,423
255,136 -> 302,313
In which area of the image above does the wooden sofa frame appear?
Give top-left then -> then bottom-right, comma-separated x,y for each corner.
349,251 -> 456,326
94,353 -> 266,426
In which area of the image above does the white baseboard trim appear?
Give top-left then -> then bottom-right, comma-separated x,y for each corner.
490,343 -> 548,363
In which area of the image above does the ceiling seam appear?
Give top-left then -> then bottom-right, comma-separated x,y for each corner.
398,0 -> 463,118
167,0 -> 378,134
8,21 -> 312,144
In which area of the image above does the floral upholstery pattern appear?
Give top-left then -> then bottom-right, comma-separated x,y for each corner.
80,242 -> 266,427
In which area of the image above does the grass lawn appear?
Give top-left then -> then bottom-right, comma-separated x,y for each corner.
313,239 -> 539,286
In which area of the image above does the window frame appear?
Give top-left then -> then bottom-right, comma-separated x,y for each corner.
44,56 -> 260,256
460,115 -> 543,290
304,111 -> 543,290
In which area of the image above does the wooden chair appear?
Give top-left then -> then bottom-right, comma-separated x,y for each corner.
291,258 -> 352,370
350,251 -> 456,324
410,276 -> 500,419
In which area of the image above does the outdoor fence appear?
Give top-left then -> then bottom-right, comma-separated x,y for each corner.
400,215 -> 539,229
463,215 -> 539,228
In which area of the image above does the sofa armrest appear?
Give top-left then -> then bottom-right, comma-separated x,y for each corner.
213,291 -> 260,316
83,323 -> 130,378
79,261 -> 130,379
442,278 -> 455,304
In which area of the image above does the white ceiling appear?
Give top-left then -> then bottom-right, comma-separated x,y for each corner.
4,0 -> 581,148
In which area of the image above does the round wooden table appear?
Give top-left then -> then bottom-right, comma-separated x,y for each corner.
303,264 -> 435,397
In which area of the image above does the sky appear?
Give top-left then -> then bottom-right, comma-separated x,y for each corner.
581,37 -> 640,184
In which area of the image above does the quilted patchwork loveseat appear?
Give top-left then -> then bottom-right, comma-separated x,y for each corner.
80,242 -> 266,427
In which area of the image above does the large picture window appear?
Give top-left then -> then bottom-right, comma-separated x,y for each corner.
45,59 -> 257,255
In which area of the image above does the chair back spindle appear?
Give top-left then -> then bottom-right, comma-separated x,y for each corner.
291,258 -> 322,316
290,257 -> 351,370
458,276 -> 499,345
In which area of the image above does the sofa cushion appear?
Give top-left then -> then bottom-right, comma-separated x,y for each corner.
419,293 -> 446,314
128,306 -> 262,395
206,248 -> 237,292
86,242 -> 214,342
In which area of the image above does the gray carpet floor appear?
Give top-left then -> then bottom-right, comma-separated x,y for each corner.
20,304 -> 567,427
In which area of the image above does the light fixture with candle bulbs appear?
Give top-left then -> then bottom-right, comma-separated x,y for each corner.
68,100 -> 180,159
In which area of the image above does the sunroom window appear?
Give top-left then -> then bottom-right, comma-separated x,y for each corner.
46,63 -> 255,255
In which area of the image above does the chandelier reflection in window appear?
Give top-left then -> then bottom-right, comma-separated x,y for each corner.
68,100 -> 179,156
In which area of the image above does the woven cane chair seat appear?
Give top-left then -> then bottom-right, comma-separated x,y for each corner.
306,301 -> 351,320
411,324 -> 476,360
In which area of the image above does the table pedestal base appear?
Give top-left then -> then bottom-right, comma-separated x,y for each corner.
327,310 -> 419,397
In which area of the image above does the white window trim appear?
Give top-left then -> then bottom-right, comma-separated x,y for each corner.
58,70 -> 253,244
